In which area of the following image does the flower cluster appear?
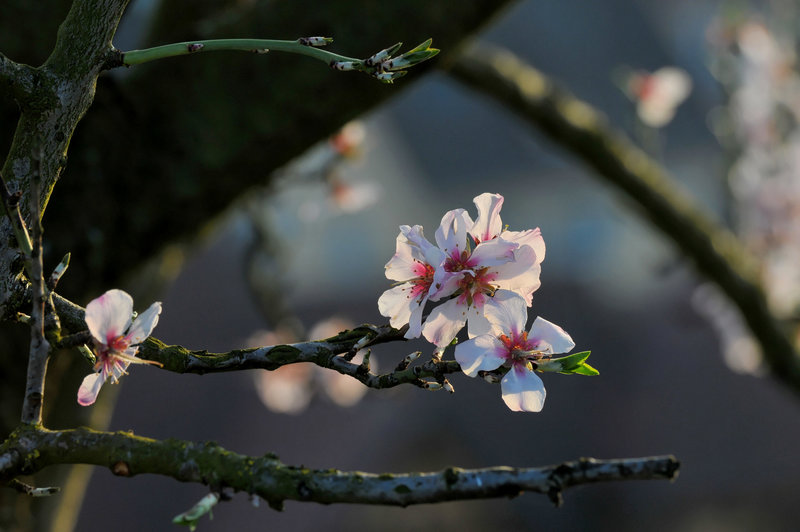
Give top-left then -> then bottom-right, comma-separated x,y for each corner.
379,193 -> 595,411
77,289 -> 162,406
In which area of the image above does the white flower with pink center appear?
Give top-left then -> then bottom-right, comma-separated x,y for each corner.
378,225 -> 445,339
77,289 -> 162,406
455,291 -> 575,412
421,195 -> 543,346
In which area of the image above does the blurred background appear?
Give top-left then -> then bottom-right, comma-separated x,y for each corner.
7,0 -> 800,530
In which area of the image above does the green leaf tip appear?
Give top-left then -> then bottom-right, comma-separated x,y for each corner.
536,351 -> 598,375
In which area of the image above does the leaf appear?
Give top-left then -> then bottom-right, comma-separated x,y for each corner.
571,363 -> 599,376
552,350 -> 592,371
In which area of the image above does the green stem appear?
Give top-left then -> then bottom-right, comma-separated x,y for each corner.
122,39 -> 358,67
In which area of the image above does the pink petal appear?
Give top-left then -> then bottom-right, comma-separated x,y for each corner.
470,193 -> 504,242
126,301 -> 162,345
482,291 -> 528,337
85,289 -> 133,345
529,317 -> 575,355
455,335 -> 506,376
77,372 -> 105,406
501,366 -> 546,412
385,229 -> 428,282
428,269 -> 467,301
421,298 -> 469,347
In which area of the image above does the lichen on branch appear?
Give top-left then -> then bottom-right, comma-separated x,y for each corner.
0,424 -> 679,510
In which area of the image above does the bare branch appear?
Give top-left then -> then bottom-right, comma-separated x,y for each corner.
5,478 -> 60,497
21,151 -> 50,426
449,45 -> 800,396
49,293 -> 460,389
0,425 -> 679,509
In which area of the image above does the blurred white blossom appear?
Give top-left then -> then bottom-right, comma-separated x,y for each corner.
250,317 -> 372,414
626,67 -> 692,127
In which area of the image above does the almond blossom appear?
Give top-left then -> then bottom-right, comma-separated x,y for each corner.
627,67 -> 692,127
421,194 -> 544,346
378,225 -> 445,339
455,291 -> 575,412
77,289 -> 162,406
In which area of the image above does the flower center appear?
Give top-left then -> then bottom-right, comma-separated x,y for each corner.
498,332 -> 543,368
408,260 -> 435,299
108,334 -> 130,354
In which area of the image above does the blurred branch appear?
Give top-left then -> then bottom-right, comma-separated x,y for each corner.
0,425 -> 679,510
448,45 -> 800,396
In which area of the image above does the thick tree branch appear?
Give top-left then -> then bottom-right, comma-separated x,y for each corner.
0,0 -> 130,320
0,54 -> 54,109
0,425 -> 679,509
449,45 -> 800,396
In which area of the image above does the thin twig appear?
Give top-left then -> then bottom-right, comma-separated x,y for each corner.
20,150 -> 51,425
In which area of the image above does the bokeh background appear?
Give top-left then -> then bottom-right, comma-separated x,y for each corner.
58,0 -> 800,530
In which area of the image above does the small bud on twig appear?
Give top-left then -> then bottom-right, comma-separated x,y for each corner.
298,36 -> 333,47
329,60 -> 356,71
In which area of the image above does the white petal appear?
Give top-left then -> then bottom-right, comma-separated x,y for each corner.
434,208 -> 473,258
501,228 -> 545,263
501,366 -> 546,412
529,317 -> 575,355
470,193 -> 504,242
378,285 -> 415,329
421,298 -> 468,347
400,225 -> 435,255
467,311 -> 491,338
77,372 -> 105,406
482,291 -> 529,337
85,289 -> 133,345
469,238 -> 517,267
405,298 -> 426,339
126,301 -> 162,345
493,246 -> 541,305
455,335 -> 506,376
385,229 -> 428,282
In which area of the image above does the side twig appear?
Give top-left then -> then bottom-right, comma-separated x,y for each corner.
20,152 -> 50,425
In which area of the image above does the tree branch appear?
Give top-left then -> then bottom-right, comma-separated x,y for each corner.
51,291 -> 461,390
448,45 -> 800,396
20,152 -> 50,426
0,425 -> 679,510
